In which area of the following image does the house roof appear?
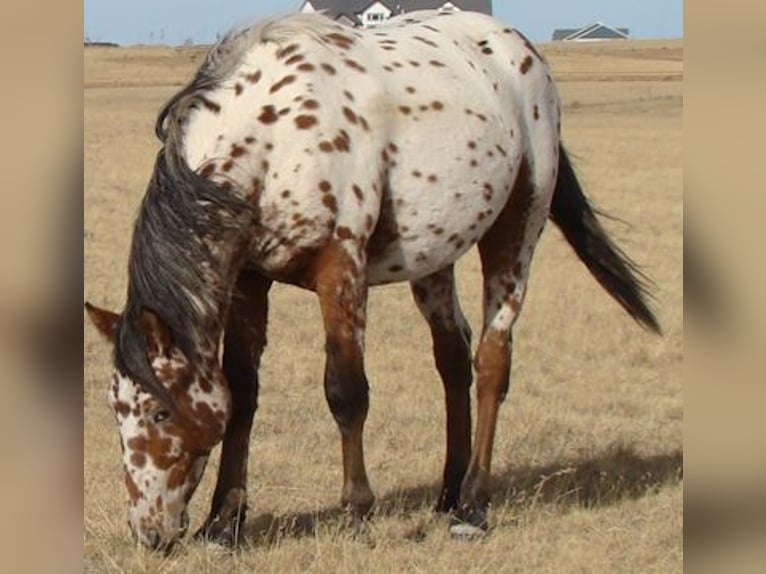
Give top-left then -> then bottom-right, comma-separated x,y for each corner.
552,22 -> 630,41
302,1 -> 492,21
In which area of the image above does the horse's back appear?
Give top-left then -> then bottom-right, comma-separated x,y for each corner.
177,11 -> 560,286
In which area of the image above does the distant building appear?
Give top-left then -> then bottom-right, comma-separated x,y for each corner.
552,22 -> 630,42
299,1 -> 492,28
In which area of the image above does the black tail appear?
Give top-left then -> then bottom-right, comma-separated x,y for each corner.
549,145 -> 662,334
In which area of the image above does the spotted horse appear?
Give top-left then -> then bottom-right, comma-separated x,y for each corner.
86,10 -> 660,550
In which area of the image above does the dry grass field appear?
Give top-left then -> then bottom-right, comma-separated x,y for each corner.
85,34 -> 683,573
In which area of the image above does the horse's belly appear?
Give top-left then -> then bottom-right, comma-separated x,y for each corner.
367,165 -> 515,285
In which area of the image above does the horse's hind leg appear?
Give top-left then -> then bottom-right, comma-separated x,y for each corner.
196,272 -> 271,545
453,156 -> 557,537
314,242 -> 375,520
410,265 -> 473,512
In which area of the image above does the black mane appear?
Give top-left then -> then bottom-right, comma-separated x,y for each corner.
115,95 -> 252,409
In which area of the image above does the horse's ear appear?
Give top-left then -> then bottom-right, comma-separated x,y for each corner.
139,309 -> 172,358
85,302 -> 119,343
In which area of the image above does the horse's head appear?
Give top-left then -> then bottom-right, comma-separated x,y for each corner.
86,303 -> 231,550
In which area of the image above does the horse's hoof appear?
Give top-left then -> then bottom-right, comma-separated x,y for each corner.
195,524 -> 234,547
449,521 -> 487,540
194,516 -> 243,547
449,508 -> 488,540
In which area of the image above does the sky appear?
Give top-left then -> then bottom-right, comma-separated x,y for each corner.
84,1 -> 683,46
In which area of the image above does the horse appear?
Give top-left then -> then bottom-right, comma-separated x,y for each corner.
85,10 -> 660,550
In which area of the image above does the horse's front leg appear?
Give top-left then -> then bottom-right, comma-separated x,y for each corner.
314,242 -> 375,521
196,272 -> 271,545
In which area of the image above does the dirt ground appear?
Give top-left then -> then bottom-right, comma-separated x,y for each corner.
85,33 -> 683,573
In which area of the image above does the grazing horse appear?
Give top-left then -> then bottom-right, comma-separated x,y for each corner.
86,10 -> 660,550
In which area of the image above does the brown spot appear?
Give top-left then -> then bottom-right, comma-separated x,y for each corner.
201,97 -> 221,113
270,75 -> 297,94
432,227 -> 444,235
336,226 -> 354,240
344,59 -> 366,73
230,144 -> 246,158
279,107 -> 291,116
405,86 -> 416,94
412,170 -> 422,178
483,183 -> 494,201
414,36 -> 438,48
246,71 -> 262,84
258,105 -> 279,124
468,141 -> 477,150
319,141 -> 334,153
431,101 -> 444,111
342,106 -> 358,125
222,160 -> 234,172
388,142 -> 399,153
429,60 -> 446,67
302,99 -> 320,110
325,32 -> 355,50
520,55 -> 534,74
365,214 -> 374,231
297,63 -> 316,72
114,401 -> 131,417
470,159 -> 479,168
482,47 -> 493,55
427,174 -> 438,183
244,136 -> 256,144
399,105 -> 412,115
234,82 -> 243,96
352,184 -> 364,201
125,473 -> 142,503
276,43 -> 300,60
281,190 -> 291,199
320,63 -> 337,75
495,145 -> 507,157
409,60 -> 421,67
322,194 -> 338,214
333,130 -> 351,152
130,452 -> 146,468
533,105 -> 540,120
199,163 -> 215,178
358,116 -> 370,131
295,114 -> 318,129
319,180 -> 332,193
285,54 -> 305,66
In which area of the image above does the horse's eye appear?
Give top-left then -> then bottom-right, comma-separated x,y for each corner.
153,410 -> 170,424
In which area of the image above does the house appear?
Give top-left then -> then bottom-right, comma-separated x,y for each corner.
552,22 -> 630,42
299,1 -> 492,28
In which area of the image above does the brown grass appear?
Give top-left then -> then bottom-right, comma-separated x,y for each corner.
85,37 -> 683,572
